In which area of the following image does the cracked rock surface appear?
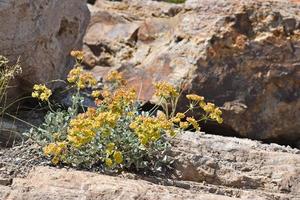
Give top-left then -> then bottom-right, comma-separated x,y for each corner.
1,132 -> 299,200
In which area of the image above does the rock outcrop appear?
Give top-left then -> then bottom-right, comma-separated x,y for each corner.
1,132 -> 300,199
0,0 -> 90,97
172,132 -> 300,199
83,0 -> 300,145
0,0 -> 90,146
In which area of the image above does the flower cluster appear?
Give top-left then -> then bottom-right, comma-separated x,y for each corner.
70,50 -> 84,61
67,67 -> 97,89
130,114 -> 174,146
106,70 -> 124,83
32,84 -> 52,101
43,142 -> 67,164
104,142 -> 123,168
202,102 -> 223,124
154,81 -> 179,99
67,109 -> 120,148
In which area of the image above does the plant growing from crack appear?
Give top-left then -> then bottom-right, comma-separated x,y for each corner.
27,51 -> 223,174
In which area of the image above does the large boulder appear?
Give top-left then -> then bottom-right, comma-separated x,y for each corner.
0,0 -> 90,146
83,0 -> 300,145
0,0 -> 90,97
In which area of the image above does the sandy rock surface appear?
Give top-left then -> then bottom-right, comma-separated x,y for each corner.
1,132 -> 299,200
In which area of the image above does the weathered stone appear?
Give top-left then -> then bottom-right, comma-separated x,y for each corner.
172,132 -> 300,199
83,0 -> 300,145
0,0 -> 90,98
2,166 -> 238,200
1,132 -> 300,200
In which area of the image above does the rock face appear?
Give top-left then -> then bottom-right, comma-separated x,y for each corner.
0,167 -> 237,200
83,0 -> 300,145
0,0 -> 90,97
172,132 -> 300,199
1,132 -> 300,200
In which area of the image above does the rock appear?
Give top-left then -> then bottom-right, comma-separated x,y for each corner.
172,132 -> 300,199
0,185 -> 10,199
1,132 -> 300,199
2,166 -> 237,200
0,177 -> 11,186
0,0 -> 90,98
83,0 -> 300,145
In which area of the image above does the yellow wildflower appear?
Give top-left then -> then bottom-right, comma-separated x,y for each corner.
179,121 -> 189,129
171,117 -> 181,123
186,94 -> 204,102
32,84 -> 52,101
106,142 -> 115,155
67,67 -> 83,83
67,67 -> 97,89
105,158 -> 113,168
154,81 -> 179,99
214,107 -> 222,115
209,112 -> 223,124
107,143 -> 115,151
67,113 -> 97,147
43,142 -> 67,165
70,50 -> 84,61
113,151 -> 123,164
175,112 -> 185,119
91,90 -> 101,98
208,107 -> 223,124
199,101 -> 206,109
106,70 -> 124,83
130,113 -> 174,146
51,156 -> 60,165
187,117 -> 200,131
102,89 -> 111,98
203,103 -> 216,113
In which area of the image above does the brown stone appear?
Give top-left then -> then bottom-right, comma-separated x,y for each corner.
83,0 -> 300,145
0,0 -> 90,98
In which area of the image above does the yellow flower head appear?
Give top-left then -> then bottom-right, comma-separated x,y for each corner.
91,90 -> 101,98
207,106 -> 223,124
43,142 -> 67,165
171,117 -> 181,123
67,67 -> 97,89
113,151 -> 123,164
179,121 -> 189,129
203,102 -> 216,113
70,50 -> 84,61
105,158 -> 113,168
154,81 -> 179,99
106,70 -> 124,82
130,115 -> 173,146
186,94 -> 204,102
32,84 -> 52,101
175,112 -> 185,119
51,156 -> 60,165
187,117 -> 200,131
106,142 -> 115,153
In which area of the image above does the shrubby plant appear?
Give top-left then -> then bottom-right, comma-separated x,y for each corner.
27,51 -> 222,173
0,55 -> 21,115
